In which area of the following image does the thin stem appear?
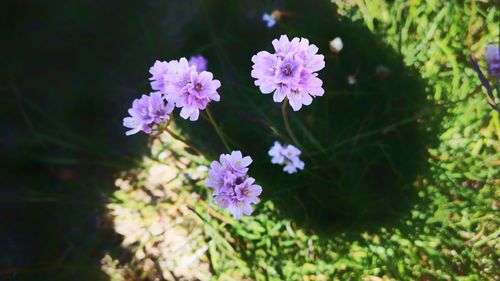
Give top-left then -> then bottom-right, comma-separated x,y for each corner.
206,107 -> 231,152
164,127 -> 205,157
281,99 -> 302,148
309,110 -> 429,156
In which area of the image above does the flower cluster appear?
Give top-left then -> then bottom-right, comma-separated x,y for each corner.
251,35 -> 325,111
123,92 -> 174,136
205,151 -> 262,219
486,44 -> 500,77
124,35 -> 331,218
268,141 -> 304,174
149,56 -> 220,121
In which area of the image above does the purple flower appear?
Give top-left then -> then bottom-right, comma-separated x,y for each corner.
149,57 -> 221,121
206,151 -> 262,219
176,70 -> 221,121
149,60 -> 171,92
123,92 -> 174,136
149,58 -> 193,102
251,51 -> 279,93
262,13 -> 276,28
188,55 -> 208,72
162,58 -> 194,102
231,178 -> 262,218
276,54 -> 302,85
268,141 -> 305,174
486,45 -> 500,77
206,151 -> 252,191
251,35 -> 325,111
235,177 -> 262,203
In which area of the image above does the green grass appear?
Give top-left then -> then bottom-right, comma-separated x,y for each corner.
104,0 -> 499,280
176,0 -> 431,230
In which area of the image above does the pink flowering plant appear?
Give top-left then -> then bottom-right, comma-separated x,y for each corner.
251,35 -> 325,111
123,92 -> 174,136
148,57 -> 221,121
122,8 -> 425,223
124,38 -> 322,219
124,54 -> 255,219
205,151 -> 262,219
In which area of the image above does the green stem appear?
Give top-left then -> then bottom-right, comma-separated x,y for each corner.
309,110 -> 429,155
164,127 -> 206,157
281,99 -> 302,148
206,107 -> 231,152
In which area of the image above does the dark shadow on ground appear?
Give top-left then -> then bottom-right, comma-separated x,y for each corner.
0,1 -> 193,280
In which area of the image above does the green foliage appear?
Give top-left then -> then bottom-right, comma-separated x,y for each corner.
106,0 -> 499,280
178,0 -> 430,229
193,0 -> 499,279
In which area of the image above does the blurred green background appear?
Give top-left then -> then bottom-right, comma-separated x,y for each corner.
1,0 -> 498,280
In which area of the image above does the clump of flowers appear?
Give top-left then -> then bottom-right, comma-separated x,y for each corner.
486,44 -> 500,77
147,57 -> 221,121
123,92 -> 174,136
268,141 -> 304,174
251,35 -> 325,111
205,151 -> 262,219
123,34 -> 333,219
189,55 -> 208,72
174,70 -> 221,121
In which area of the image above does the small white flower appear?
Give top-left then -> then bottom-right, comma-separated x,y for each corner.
268,141 -> 304,174
329,37 -> 343,53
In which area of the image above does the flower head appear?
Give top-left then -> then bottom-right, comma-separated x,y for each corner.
162,58 -> 193,101
486,44 -> 500,77
123,92 -> 174,136
149,58 -> 221,121
176,70 -> 221,121
206,151 -> 262,219
268,141 -> 305,174
251,35 -> 325,111
149,60 -> 171,92
149,58 -> 192,102
188,55 -> 208,72
276,54 -> 303,84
